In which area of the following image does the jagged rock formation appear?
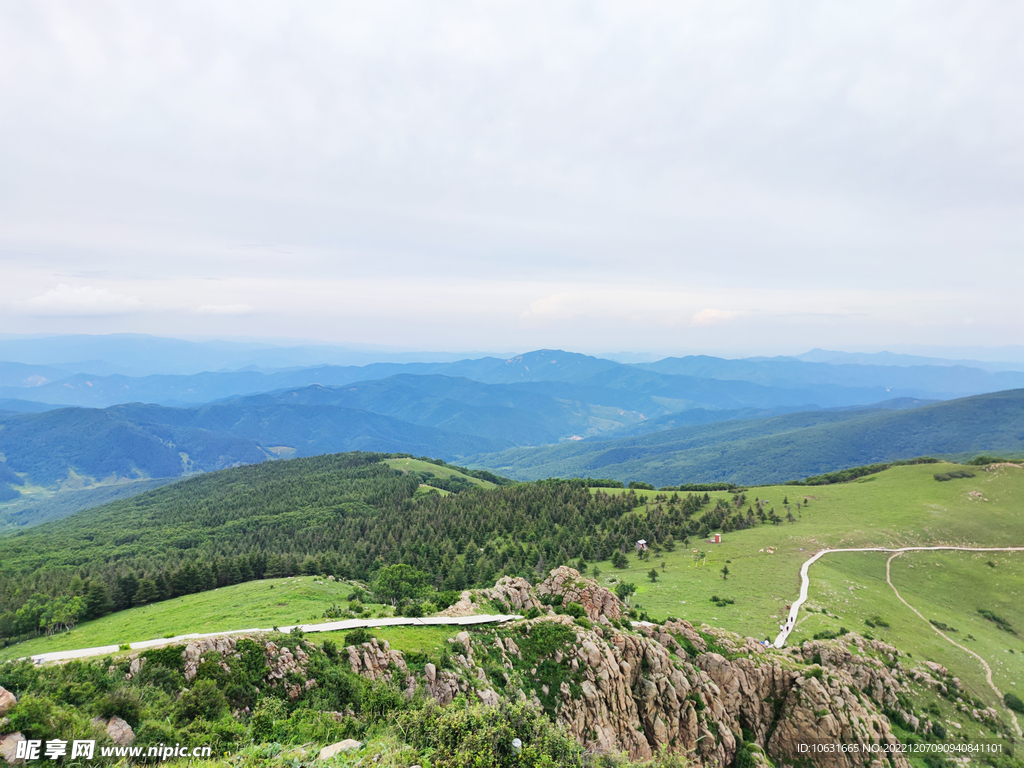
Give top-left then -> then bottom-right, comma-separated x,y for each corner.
345,637 -> 406,681
182,636 -> 236,681
314,571 -> 932,766
177,634 -> 315,700
438,575 -> 542,617
535,566 -> 626,621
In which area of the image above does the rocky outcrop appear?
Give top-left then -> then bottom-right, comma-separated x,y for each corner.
90,716 -> 136,747
486,616 -> 910,767
1,733 -> 25,766
178,634 -> 315,700
535,567 -> 625,621
0,687 -> 15,718
303,571 -> 918,766
436,591 -> 480,617
438,576 -> 542,617
422,662 -> 464,706
62,572 -> 946,767
318,739 -> 362,759
183,636 -> 236,681
484,576 -> 543,613
345,638 -> 406,681
105,716 -> 135,747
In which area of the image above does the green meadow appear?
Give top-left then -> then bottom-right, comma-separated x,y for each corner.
385,456 -> 497,497
807,550 -> 1024,709
591,462 -> 1024,709
312,624 -> 459,658
383,457 -> 498,488
0,577 -> 363,662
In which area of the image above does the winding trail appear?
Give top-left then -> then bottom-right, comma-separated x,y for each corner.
22,614 -> 522,665
773,545 -> 1024,737
884,552 -> 1022,739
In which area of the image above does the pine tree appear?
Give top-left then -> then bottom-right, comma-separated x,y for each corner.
84,581 -> 113,620
133,579 -> 160,605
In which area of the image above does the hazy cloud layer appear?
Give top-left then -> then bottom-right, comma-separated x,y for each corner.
1,1 -> 1021,355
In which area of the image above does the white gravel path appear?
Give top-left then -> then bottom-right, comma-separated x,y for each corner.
23,614 -> 522,665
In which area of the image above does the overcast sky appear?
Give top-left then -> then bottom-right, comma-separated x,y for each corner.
1,1 -> 1022,357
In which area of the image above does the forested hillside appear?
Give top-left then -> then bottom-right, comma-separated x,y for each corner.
0,451 -> 733,645
474,388 -> 1024,485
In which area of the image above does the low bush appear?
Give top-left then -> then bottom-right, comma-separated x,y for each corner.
1005,692 -> 1024,714
398,699 -> 585,768
345,627 -> 373,646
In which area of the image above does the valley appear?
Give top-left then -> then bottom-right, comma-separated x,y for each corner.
3,346 -> 1024,766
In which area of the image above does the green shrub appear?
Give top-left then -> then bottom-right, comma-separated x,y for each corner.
305,663 -> 363,713
933,470 -> 975,481
519,622 -> 576,658
249,697 -> 289,742
6,694 -> 91,743
362,678 -> 405,722
140,645 -> 186,673
1005,692 -> 1024,714
282,708 -> 360,745
563,602 -> 586,619
135,660 -> 185,694
175,679 -> 228,723
401,601 -> 425,618
95,687 -> 144,727
135,719 -> 180,747
398,699 -> 585,767
345,627 -> 373,646
435,590 -> 462,610
978,609 -> 1015,634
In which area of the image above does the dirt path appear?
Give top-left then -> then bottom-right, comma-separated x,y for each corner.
773,545 -> 1024,737
24,613 -> 522,665
885,552 -> 1022,739
774,545 -> 1024,648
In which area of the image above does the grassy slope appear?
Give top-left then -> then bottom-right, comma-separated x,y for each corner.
809,550 -> 1024,707
0,572 -> 467,667
383,457 -> 497,488
384,457 -> 496,497
592,463 -> 1024,709
0,577 -> 360,662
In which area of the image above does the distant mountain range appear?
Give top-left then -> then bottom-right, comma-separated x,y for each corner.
5,346 -> 1024,411
3,340 -> 1024,521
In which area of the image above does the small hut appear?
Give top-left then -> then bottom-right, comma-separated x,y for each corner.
635,539 -> 648,552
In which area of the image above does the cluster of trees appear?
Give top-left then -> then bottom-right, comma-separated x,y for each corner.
0,451 -> 817,644
0,453 -> 735,643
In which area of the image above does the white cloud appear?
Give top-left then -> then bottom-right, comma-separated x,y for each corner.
0,3 -> 1021,351
519,293 -> 582,321
17,284 -> 145,316
194,304 -> 255,315
691,308 -> 741,327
